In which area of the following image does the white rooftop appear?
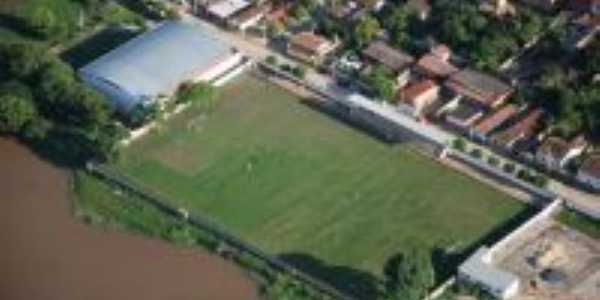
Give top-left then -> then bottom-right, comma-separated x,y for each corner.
208,0 -> 250,19
459,247 -> 520,294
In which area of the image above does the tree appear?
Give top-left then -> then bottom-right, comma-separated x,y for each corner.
26,6 -> 68,40
386,6 -> 412,49
503,162 -> 516,174
292,65 -> 307,79
452,138 -> 466,152
128,102 -> 159,128
2,43 -> 50,79
383,249 -> 435,300
176,81 -> 217,109
266,55 -> 278,65
368,65 -> 395,101
0,94 -> 36,133
267,21 -> 285,38
264,274 -> 327,300
354,16 -> 381,47
291,4 -> 310,21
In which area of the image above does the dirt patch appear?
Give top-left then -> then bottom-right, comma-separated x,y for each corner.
0,138 -> 260,300
499,220 -> 600,300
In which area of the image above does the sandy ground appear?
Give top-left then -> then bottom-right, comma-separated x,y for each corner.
0,138 -> 260,300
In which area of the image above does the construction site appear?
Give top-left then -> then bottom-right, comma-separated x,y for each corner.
497,219 -> 600,300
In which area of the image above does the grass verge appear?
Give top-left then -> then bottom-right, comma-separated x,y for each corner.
557,210 -> 600,239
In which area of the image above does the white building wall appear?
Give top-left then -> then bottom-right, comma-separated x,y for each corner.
195,52 -> 244,82
236,13 -> 263,31
501,281 -> 520,300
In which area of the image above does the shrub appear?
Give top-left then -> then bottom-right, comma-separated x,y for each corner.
266,55 -> 277,65
452,138 -> 466,152
487,156 -> 500,167
532,174 -> 549,187
176,81 -> 216,106
470,148 -> 483,159
292,65 -> 307,79
280,63 -> 292,72
503,162 -> 516,174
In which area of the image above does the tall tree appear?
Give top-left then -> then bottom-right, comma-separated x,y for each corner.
368,65 -> 396,101
383,249 -> 435,300
0,94 -> 36,133
354,16 -> 381,47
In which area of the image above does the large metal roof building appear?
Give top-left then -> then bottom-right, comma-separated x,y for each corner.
80,21 -> 244,112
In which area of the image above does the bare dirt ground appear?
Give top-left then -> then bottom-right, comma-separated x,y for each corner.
498,220 -> 600,300
0,138 -> 260,300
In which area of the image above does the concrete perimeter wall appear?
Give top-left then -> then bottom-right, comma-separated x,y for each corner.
486,198 -> 563,262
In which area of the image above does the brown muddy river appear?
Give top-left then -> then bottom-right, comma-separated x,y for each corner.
0,138 -> 260,300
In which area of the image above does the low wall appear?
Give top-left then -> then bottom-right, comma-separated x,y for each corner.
212,57 -> 253,87
447,149 -> 556,200
486,198 -> 562,262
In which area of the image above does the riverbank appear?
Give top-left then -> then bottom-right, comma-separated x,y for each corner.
0,138 -> 259,300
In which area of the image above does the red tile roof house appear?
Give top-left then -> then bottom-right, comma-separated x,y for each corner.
445,69 -> 514,109
396,79 -> 440,118
362,41 -> 415,88
577,154 -> 600,190
471,104 -> 519,141
415,45 -> 459,79
287,31 -> 338,65
265,4 -> 289,24
444,101 -> 486,131
492,108 -> 544,149
536,135 -> 588,172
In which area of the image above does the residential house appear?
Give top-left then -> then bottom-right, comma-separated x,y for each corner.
520,0 -> 559,11
357,0 -> 387,12
415,45 -> 458,79
480,0 -> 516,17
362,41 -> 415,87
571,13 -> 600,49
577,154 -> 600,190
287,32 -> 337,64
472,104 -> 519,140
206,0 -> 252,23
570,0 -> 600,15
536,135 -> 588,171
396,79 -> 440,118
445,69 -> 513,108
230,5 -> 265,31
327,1 -> 359,20
406,0 -> 431,20
445,101 -> 486,131
492,108 -> 544,148
265,4 -> 289,24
